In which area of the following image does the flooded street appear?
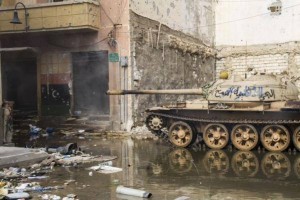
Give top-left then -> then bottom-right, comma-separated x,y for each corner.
19,136 -> 300,200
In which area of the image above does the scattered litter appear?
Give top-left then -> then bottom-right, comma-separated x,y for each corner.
98,166 -> 122,174
5,192 -> 30,199
40,194 -> 61,200
54,153 -> 116,166
15,183 -> 31,190
89,172 -> 93,176
40,194 -> 78,200
175,196 -> 190,200
116,185 -> 152,198
88,161 -> 113,170
45,143 -> 78,155
66,194 -> 77,198
88,161 -> 121,174
78,130 -> 85,133
28,176 -> 49,180
64,180 -> 75,186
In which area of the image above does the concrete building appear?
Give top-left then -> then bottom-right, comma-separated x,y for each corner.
215,0 -> 300,92
0,0 -> 215,132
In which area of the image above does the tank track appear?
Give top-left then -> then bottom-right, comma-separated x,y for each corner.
147,112 -> 300,124
146,112 -> 300,151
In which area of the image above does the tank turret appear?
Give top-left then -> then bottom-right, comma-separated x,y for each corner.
107,73 -> 300,152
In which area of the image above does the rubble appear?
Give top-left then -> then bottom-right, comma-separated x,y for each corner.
0,141 -> 117,200
130,125 -> 158,140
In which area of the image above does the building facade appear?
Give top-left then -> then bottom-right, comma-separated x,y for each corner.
0,0 -> 215,131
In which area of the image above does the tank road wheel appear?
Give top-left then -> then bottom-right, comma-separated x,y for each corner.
168,121 -> 195,148
203,124 -> 229,149
261,152 -> 291,179
231,124 -> 259,151
261,125 -> 290,152
232,151 -> 259,177
146,115 -> 165,136
293,127 -> 300,151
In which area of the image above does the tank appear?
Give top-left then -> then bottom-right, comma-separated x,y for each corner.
107,72 -> 300,152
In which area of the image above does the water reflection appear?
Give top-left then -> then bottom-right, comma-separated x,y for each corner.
203,150 -> 229,175
261,152 -> 291,179
31,138 -> 300,200
231,151 -> 259,177
294,156 -> 300,178
155,147 -> 300,181
169,148 -> 193,174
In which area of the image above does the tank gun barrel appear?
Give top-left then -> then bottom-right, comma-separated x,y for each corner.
107,89 -> 203,95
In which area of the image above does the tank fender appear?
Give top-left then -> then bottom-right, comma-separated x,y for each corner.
146,107 -> 170,111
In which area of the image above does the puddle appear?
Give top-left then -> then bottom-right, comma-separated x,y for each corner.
14,137 -> 300,199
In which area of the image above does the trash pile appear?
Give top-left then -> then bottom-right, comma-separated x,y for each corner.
0,142 -> 117,200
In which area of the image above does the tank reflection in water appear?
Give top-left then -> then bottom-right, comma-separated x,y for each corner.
231,151 -> 259,177
143,144 -> 300,199
163,148 -> 298,180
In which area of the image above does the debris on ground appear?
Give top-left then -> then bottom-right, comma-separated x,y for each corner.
87,161 -> 122,174
174,196 -> 191,200
0,142 -> 117,200
116,185 -> 152,198
39,193 -> 78,200
5,192 -> 30,199
130,125 -> 158,140
54,152 -> 116,166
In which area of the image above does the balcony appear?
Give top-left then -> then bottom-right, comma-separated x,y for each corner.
0,0 -> 100,34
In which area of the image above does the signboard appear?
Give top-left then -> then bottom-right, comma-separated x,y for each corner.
109,53 -> 119,62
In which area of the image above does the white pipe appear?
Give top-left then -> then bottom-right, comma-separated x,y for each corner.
116,186 -> 152,198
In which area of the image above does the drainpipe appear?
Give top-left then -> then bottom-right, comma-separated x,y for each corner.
113,39 -> 127,130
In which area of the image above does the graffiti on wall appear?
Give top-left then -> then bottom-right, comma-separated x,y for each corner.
214,86 -> 275,100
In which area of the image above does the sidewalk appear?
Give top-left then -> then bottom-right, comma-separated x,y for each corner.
0,147 -> 49,168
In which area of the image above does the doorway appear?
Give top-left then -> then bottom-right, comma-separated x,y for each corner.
2,51 -> 37,113
72,51 -> 109,116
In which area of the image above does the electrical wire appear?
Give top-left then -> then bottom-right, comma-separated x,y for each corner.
46,37 -> 109,50
116,0 -> 129,24
99,3 -> 115,25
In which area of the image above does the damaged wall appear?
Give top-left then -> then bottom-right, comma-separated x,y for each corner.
130,12 -> 215,124
216,42 -> 300,93
130,0 -> 215,46
215,0 -> 300,46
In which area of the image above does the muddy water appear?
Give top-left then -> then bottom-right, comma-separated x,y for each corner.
29,137 -> 300,200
